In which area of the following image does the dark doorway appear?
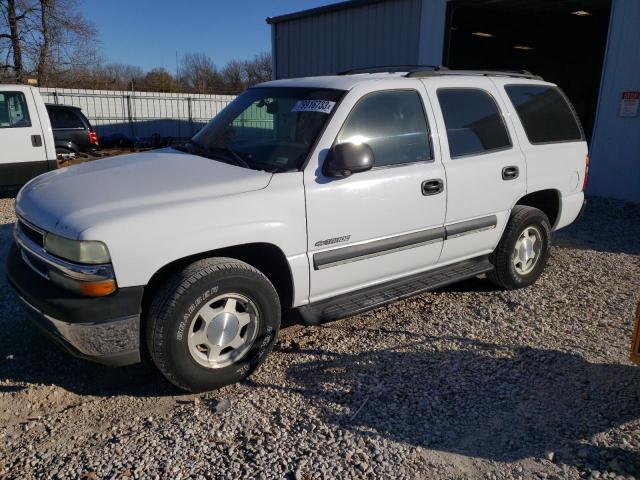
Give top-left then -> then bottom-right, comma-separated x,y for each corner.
444,0 -> 612,140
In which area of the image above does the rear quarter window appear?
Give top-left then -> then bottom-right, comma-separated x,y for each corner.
48,108 -> 85,129
505,85 -> 583,144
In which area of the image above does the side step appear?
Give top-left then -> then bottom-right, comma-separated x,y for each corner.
298,256 -> 493,325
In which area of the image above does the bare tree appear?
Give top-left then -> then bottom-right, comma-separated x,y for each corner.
0,0 -> 95,85
142,67 -> 179,93
31,0 -> 96,85
220,59 -> 245,94
0,0 -> 35,82
179,53 -> 223,94
244,52 -> 272,86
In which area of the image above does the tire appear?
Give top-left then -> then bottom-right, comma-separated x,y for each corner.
488,205 -> 552,290
146,257 -> 281,392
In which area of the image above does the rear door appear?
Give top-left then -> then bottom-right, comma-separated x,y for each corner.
0,86 -> 52,185
304,79 -> 447,302
422,76 -> 527,264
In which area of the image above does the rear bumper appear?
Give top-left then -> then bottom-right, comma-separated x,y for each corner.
554,192 -> 585,231
6,242 -> 144,366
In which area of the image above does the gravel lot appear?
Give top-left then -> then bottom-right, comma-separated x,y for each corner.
0,195 -> 639,480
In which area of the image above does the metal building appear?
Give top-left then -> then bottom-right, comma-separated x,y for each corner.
267,0 -> 640,203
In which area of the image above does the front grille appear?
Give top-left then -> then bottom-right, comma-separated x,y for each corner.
18,219 -> 45,247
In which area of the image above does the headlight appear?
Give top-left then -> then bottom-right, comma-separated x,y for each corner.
44,233 -> 111,264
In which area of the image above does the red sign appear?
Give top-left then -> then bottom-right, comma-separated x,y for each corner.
622,91 -> 640,100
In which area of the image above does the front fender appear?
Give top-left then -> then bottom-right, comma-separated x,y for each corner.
79,172 -> 309,295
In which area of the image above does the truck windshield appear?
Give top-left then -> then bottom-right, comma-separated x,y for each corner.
181,87 -> 345,172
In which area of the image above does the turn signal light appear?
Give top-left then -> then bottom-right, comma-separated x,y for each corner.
79,280 -> 116,297
582,155 -> 590,191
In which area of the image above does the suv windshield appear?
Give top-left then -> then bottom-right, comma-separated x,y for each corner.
180,87 -> 345,172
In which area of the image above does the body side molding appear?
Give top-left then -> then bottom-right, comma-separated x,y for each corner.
313,226 -> 445,270
312,214 -> 498,270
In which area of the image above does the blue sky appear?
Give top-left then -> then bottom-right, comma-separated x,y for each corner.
80,0 -> 333,73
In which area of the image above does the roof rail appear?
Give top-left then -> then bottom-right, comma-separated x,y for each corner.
406,69 -> 543,80
337,65 -> 448,75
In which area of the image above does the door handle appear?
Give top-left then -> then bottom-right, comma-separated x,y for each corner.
502,166 -> 519,180
421,179 -> 444,196
31,135 -> 42,147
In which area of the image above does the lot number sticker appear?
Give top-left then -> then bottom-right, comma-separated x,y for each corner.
292,100 -> 336,114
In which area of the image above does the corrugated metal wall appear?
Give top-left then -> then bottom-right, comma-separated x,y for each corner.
39,88 -> 236,139
273,0 -> 422,79
587,0 -> 640,203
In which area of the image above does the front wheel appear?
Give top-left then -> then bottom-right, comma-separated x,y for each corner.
146,257 -> 281,392
488,206 -> 552,289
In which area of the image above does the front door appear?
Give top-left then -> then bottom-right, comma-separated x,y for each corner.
304,80 -> 447,302
0,87 -> 52,185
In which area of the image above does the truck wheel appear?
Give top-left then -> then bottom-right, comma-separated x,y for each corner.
488,205 -> 551,290
146,257 -> 280,392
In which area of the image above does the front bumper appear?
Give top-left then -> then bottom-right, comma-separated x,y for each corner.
6,242 -> 144,366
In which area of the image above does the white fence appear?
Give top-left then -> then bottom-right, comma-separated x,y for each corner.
39,88 -> 237,140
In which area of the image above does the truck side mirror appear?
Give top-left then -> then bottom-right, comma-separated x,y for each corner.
323,142 -> 374,178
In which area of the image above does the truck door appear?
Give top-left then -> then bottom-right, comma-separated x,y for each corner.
421,77 -> 526,264
304,80 -> 446,303
0,87 -> 54,186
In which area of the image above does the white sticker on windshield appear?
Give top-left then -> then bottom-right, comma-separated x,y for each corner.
292,100 -> 336,114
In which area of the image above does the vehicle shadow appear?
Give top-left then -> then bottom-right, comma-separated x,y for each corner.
0,187 -> 19,200
554,197 -> 640,256
256,336 -> 640,475
0,221 -> 178,397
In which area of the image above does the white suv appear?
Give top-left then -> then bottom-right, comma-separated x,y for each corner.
7,68 -> 588,391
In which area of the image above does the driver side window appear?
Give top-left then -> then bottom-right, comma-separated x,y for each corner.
336,90 -> 432,167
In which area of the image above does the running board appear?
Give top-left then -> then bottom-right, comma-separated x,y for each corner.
298,256 -> 493,325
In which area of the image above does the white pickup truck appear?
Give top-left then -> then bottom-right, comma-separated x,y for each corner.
6,68 -> 588,392
0,85 -> 58,186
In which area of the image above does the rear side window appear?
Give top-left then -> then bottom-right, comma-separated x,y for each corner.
437,88 -> 511,158
48,108 -> 85,129
0,92 -> 31,128
505,85 -> 583,144
337,90 -> 432,167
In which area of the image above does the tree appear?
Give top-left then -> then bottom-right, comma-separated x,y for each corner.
94,62 -> 143,90
0,0 -> 34,82
32,0 -> 96,86
0,0 -> 94,85
179,53 -> 223,94
244,52 -> 272,86
142,68 -> 179,93
220,59 -> 245,94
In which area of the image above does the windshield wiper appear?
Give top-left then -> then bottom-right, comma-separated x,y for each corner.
205,146 -> 251,169
174,140 -> 251,169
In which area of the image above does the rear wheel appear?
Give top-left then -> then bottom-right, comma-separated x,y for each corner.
146,257 -> 280,392
488,205 -> 551,289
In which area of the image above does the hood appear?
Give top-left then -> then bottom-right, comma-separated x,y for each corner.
16,149 -> 272,238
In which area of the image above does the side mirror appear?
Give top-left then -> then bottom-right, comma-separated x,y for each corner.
323,142 -> 374,178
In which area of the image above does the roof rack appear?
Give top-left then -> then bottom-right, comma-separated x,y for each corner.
337,65 -> 448,75
407,69 -> 543,80
336,65 -> 542,80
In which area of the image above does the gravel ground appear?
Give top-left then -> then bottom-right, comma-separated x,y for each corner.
0,195 -> 639,480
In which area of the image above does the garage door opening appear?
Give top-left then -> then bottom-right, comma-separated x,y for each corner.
444,0 -> 612,140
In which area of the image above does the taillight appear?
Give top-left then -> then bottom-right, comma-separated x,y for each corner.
88,130 -> 99,146
582,155 -> 589,191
